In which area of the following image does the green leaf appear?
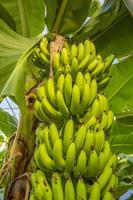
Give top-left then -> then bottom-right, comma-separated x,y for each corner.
0,5 -> 16,31
0,108 -> 17,137
123,0 -> 133,16
0,19 -> 39,112
0,0 -> 45,37
105,56 -> 133,113
116,112 -> 133,126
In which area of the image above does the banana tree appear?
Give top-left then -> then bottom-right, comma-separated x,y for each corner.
0,0 -> 133,199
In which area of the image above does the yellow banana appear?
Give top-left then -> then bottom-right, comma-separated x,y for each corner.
70,84 -> 80,115
57,73 -> 65,93
34,183 -> 45,200
53,138 -> 65,170
103,141 -> 112,164
98,94 -> 109,114
43,126 -> 53,157
70,44 -> 78,61
84,40 -> 91,56
53,52 -> 60,71
52,172 -> 64,200
79,82 -> 91,114
45,78 -> 57,108
49,123 -> 59,147
79,54 -> 90,70
65,177 -> 75,200
89,182 -> 100,200
65,142 -> 76,172
100,112 -> 108,130
75,125 -> 87,156
88,58 -> 98,72
38,143 -> 56,171
34,148 -> 49,172
39,37 -> 49,57
91,61 -> 105,77
56,90 -> 69,116
83,129 -> 95,158
64,41 -> 71,56
87,150 -> 99,177
36,85 -> 46,101
35,170 -> 46,183
63,119 -> 74,154
77,43 -> 85,62
102,174 -> 117,196
90,41 -> 96,62
90,79 -> 97,103
40,52 -> 50,65
102,192 -> 114,200
64,73 -> 72,107
61,47 -> 69,65
76,177 -> 87,200
76,72 -> 85,96
94,129 -> 105,155
74,150 -> 87,177
64,64 -> 71,74
97,166 -> 113,190
71,57 -> 79,79
84,72 -> 91,85
41,97 -> 62,121
103,54 -> 115,73
106,110 -> 114,129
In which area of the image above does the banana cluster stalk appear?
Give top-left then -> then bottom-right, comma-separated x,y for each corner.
31,36 -> 118,199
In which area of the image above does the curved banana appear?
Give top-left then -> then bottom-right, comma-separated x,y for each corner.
87,150 -> 99,177
100,112 -> 108,130
97,151 -> 106,175
65,177 -> 75,200
61,47 -> 69,65
75,72 -> 85,96
71,57 -> 79,79
102,174 -> 117,196
64,41 -> 71,56
76,177 -> 87,200
102,191 -> 114,200
77,43 -> 85,62
45,78 -> 57,108
70,44 -> 78,61
39,37 -> 49,57
70,84 -> 80,115
56,90 -> 69,116
34,183 -> 44,200
43,126 -> 53,157
53,52 -> 60,71
63,119 -> 74,154
103,54 -> 115,73
75,125 -> 87,156
84,72 -> 91,85
103,141 -> 112,164
83,129 -> 94,158
64,73 -> 72,107
57,74 -> 65,93
64,64 -> 71,74
88,58 -> 98,72
106,110 -> 114,129
34,148 -> 49,172
52,172 -> 64,200
84,40 -> 91,56
105,154 -> 118,170
85,116 -> 97,129
36,85 -> 46,101
74,150 -> 87,177
98,77 -> 111,89
98,94 -> 108,114
65,142 -> 76,172
89,41 -> 96,62
91,61 -> 105,77
89,182 -> 100,200
79,54 -> 90,70
53,138 -> 65,170
49,123 -> 59,147
90,79 -> 97,103
94,129 -> 105,155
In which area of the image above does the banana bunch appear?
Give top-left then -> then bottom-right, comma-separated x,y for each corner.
31,36 -> 118,199
30,170 -> 117,200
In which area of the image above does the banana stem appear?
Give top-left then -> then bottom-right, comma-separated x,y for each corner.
52,0 -> 69,33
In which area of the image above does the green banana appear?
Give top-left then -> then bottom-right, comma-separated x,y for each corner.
39,37 -> 49,56
105,154 -> 118,170
79,54 -> 90,70
64,64 -> 71,74
36,85 -> 46,101
61,47 -> 69,65
34,183 -> 44,200
90,79 -> 97,103
98,77 -> 111,89
91,61 -> 105,77
53,52 -> 60,71
90,41 -> 96,62
89,182 -> 100,200
102,192 -> 114,200
29,194 -> 35,200
76,177 -> 87,200
87,150 -> 99,177
53,138 -> 65,170
103,141 -> 112,164
97,166 -> 113,190
64,73 -> 72,107
98,94 -> 108,114
71,57 -> 79,79
63,119 -> 74,154
102,174 -> 117,196
57,74 -> 65,93
100,112 -> 108,130
75,125 -> 87,156
65,142 -> 76,172
77,43 -> 85,62
70,44 -> 78,61
52,172 -> 64,200
85,116 -> 97,129
98,151 -> 106,175
49,123 -> 59,147
64,41 -> 71,56
40,52 -> 50,65
106,110 -> 114,129
83,129 -> 94,158
88,58 -> 98,72
56,90 -> 69,116
84,40 -> 91,56
43,126 -> 53,157
103,54 -> 115,73
84,72 -> 91,85
34,148 -> 49,172
70,84 -> 80,115
94,129 -> 105,155
76,72 -> 85,95
65,178 -> 75,200
74,150 -> 87,176
45,78 -> 57,107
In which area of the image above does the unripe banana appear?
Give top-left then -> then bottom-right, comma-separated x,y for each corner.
97,166 -> 113,190
88,58 -> 98,72
52,172 -> 64,200
31,172 -> 37,188
100,112 -> 108,130
37,143 -> 56,171
87,150 -> 99,177
79,54 -> 90,70
98,77 -> 111,89
29,194 -> 35,200
64,64 -> 71,74
94,129 -> 105,155
40,37 -> 49,57
34,148 -> 49,172
91,61 -> 105,77
71,57 -> 79,79
40,52 -> 50,65
89,182 -> 100,200
106,110 -> 114,129
64,73 -> 72,107
75,125 -> 87,156
53,52 -> 60,71
45,78 -> 57,107
90,41 -> 96,62
49,123 -> 59,147
34,183 -> 44,200
102,191 -> 114,200
36,85 -> 46,101
98,151 -> 106,175
53,138 -> 65,170
102,174 -> 117,196
76,177 -> 87,200
65,142 -> 76,172
34,100 -> 51,123
85,116 -> 97,129
83,129 -> 94,158
105,154 -> 118,170
77,43 -> 85,62
90,79 -> 97,103
57,74 -> 65,93
41,97 -> 62,121
65,177 -> 75,200
70,44 -> 78,61
75,71 -> 85,96
61,48 -> 69,65
103,54 -> 115,73
64,41 -> 71,56
79,82 -> 91,114
84,40 -> 91,56
35,170 -> 46,183
74,150 -> 87,176
103,141 -> 112,164
84,72 -> 91,85
63,119 -> 74,154
70,84 -> 80,114
56,90 -> 69,116
43,127 -> 53,157
98,94 -> 109,114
